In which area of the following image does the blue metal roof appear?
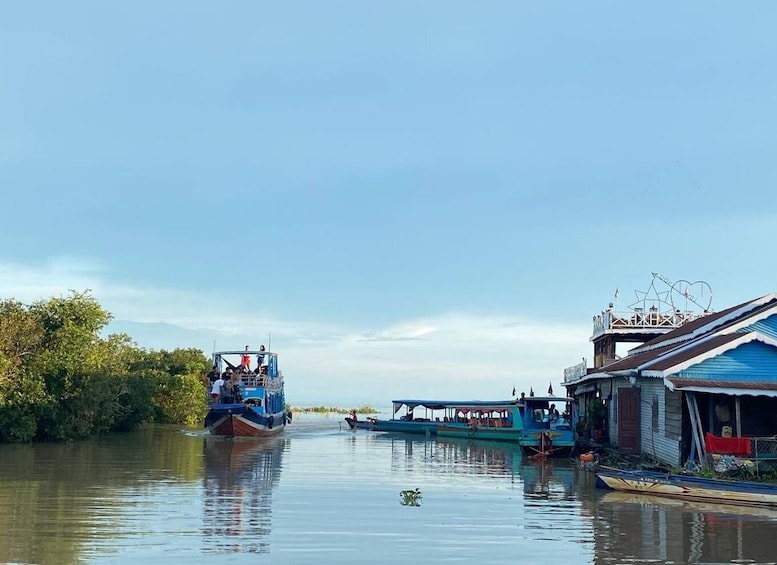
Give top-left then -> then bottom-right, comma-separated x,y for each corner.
391,399 -> 521,410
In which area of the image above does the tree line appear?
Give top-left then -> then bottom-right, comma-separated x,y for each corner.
0,291 -> 211,443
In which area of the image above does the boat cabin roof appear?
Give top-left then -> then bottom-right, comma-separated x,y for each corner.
213,350 -> 276,356
392,399 -> 521,411
521,396 -> 574,403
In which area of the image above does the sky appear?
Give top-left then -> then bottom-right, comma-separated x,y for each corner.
2,2 -> 777,407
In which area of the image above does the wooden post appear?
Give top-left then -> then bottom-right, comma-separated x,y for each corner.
685,392 -> 709,470
735,396 -> 742,437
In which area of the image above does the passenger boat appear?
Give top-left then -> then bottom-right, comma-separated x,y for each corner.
595,467 -> 777,507
344,399 -> 521,436
204,349 -> 291,438
436,404 -> 523,442
518,395 -> 576,458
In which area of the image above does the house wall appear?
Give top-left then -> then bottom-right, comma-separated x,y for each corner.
637,378 -> 681,466
678,341 -> 777,381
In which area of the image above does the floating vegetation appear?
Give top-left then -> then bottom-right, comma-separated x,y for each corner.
399,488 -> 422,507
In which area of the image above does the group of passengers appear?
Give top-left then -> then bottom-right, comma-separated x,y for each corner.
208,366 -> 243,404
206,345 -> 270,405
242,345 -> 270,375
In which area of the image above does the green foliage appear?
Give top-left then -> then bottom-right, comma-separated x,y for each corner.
153,372 -> 208,426
129,347 -> 211,377
0,291 -> 212,443
587,398 -> 606,429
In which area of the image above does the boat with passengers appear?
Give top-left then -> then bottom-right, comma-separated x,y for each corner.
436,404 -> 523,442
344,399 -> 522,436
205,348 -> 292,437
517,395 -> 576,458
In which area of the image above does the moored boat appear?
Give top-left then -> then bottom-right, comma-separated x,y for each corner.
518,395 -> 576,458
345,399 -> 522,436
205,348 -> 291,438
436,405 -> 523,442
595,467 -> 777,507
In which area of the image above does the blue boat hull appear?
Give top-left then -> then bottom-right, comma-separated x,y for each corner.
344,417 -> 438,435
437,424 -> 522,442
206,403 -> 289,438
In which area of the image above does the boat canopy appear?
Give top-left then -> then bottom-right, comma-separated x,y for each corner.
213,350 -> 280,379
213,350 -> 277,356
391,399 -> 521,413
521,396 -> 575,403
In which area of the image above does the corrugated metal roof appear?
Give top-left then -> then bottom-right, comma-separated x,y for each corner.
596,343 -> 678,373
643,333 -> 743,371
668,378 -> 777,391
591,298 -> 777,376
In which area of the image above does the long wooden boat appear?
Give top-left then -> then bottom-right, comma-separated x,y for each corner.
436,405 -> 523,442
518,395 -> 576,458
205,349 -> 291,438
344,399 -> 522,436
595,467 -> 777,507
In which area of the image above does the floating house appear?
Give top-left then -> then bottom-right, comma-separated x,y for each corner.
564,275 -> 777,469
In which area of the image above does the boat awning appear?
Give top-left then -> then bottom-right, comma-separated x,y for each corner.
666,378 -> 777,398
522,396 -> 574,403
391,399 -> 520,412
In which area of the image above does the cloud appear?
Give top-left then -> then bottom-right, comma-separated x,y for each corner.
0,256 -> 592,407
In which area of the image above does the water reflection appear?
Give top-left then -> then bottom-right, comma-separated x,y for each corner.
4,423 -> 777,563
202,436 -> 285,554
521,459 -> 576,501
364,432 -> 582,498
0,425 -> 204,565
366,433 -> 525,481
593,489 -> 777,563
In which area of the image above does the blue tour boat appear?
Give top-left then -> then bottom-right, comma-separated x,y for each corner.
205,349 -> 291,438
345,399 -> 522,437
436,404 -> 524,442
517,395 -> 576,458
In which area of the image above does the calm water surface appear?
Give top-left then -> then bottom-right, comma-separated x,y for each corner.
2,414 -> 777,564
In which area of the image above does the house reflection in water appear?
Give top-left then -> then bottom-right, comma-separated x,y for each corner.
521,460 -> 577,501
201,437 -> 286,554
590,492 -> 777,563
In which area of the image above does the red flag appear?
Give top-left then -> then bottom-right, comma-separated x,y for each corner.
548,382 -> 554,395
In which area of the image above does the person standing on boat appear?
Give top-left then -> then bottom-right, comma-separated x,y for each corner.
210,373 -> 225,403
207,364 -> 220,385
241,346 -> 251,371
257,345 -> 268,375
221,375 -> 235,404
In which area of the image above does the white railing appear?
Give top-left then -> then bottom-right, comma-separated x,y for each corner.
592,309 -> 708,338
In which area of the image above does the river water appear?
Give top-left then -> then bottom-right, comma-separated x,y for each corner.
2,414 -> 777,564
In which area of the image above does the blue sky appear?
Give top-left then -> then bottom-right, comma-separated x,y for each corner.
2,2 -> 777,407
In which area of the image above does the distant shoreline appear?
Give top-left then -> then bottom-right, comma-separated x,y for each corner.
288,404 -> 378,415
